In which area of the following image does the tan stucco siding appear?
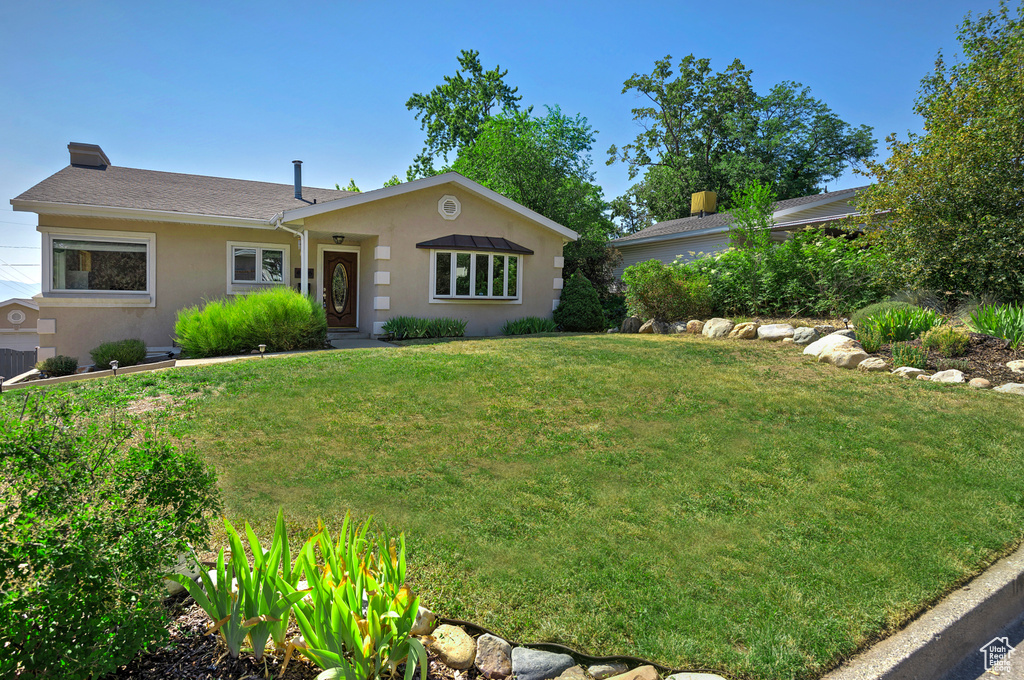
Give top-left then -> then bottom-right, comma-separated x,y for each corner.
36,215 -> 303,362
0,302 -> 40,331
301,183 -> 565,337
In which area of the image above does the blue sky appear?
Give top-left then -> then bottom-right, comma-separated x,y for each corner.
0,0 -> 996,299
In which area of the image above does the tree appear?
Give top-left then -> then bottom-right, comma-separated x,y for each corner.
553,272 -> 606,331
607,55 -> 875,222
336,179 -> 360,192
405,49 -> 523,180
856,1 -> 1024,302
450,106 -> 621,293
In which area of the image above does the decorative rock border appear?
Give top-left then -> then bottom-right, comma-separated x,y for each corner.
617,315 -> 1024,395
425,615 -> 728,680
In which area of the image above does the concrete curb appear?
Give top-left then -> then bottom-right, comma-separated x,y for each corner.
824,543 -> 1024,680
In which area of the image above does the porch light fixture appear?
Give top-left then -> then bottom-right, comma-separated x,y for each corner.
332,234 -> 345,245
259,344 -> 266,358
110,360 -> 119,375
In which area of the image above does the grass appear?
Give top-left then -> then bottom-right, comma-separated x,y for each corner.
7,334 -> 1024,680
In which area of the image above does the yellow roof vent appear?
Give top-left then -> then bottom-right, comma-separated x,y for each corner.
690,191 -> 717,217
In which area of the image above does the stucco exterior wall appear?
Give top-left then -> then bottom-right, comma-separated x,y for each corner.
301,182 -> 566,337
32,179 -> 568,362
0,301 -> 40,352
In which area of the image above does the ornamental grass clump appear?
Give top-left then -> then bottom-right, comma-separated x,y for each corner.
381,316 -> 467,340
501,316 -> 559,335
969,303 -> 1024,349
174,288 -> 327,358
90,338 -> 147,369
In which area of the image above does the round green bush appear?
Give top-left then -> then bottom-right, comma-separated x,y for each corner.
621,259 -> 713,321
35,355 -> 78,377
553,273 -> 606,332
90,338 -> 147,369
850,301 -> 919,328
921,325 -> 970,357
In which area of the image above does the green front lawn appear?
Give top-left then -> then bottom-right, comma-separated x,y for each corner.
12,334 -> 1024,679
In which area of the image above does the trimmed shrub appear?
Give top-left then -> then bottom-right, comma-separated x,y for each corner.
0,393 -> 221,679
850,300 -> 920,328
35,354 -> 78,377
90,338 -> 147,369
174,288 -> 327,358
381,316 -> 467,340
502,316 -> 559,335
553,273 -> 606,332
621,259 -> 713,321
921,325 -> 970,357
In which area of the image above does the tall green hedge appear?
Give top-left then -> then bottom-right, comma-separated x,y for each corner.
553,273 -> 606,331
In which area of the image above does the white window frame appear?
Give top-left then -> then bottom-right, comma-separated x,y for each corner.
39,227 -> 156,308
226,241 -> 291,295
428,250 -> 523,304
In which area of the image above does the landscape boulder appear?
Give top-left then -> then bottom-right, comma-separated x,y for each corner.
621,317 -> 641,334
702,318 -> 735,338
832,328 -> 857,340
686,320 -> 704,334
670,321 -> 688,334
729,322 -> 759,339
605,667 -> 660,680
652,320 -> 671,334
428,625 -> 476,670
555,668 -> 589,680
804,332 -> 862,359
589,663 -> 629,680
969,378 -> 993,390
792,327 -> 820,345
822,344 -> 869,369
857,357 -> 888,372
1007,360 -> 1024,373
474,634 -> 513,679
814,324 -> 837,336
995,383 -> 1024,396
929,369 -> 966,383
757,324 -> 795,342
411,606 -> 437,636
511,648 -> 575,680
639,320 -> 654,334
892,366 -> 927,379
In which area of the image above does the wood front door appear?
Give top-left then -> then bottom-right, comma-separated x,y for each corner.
323,251 -> 357,328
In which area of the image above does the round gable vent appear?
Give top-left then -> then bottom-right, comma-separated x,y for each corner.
438,194 -> 461,220
7,309 -> 26,325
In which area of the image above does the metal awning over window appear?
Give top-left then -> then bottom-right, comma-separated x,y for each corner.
415,234 -> 534,255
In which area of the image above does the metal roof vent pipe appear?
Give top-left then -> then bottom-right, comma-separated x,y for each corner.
293,160 -> 303,199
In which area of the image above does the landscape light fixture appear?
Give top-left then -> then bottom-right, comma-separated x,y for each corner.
110,360 -> 119,375
259,344 -> 267,358
332,234 -> 345,245
842,317 -> 850,329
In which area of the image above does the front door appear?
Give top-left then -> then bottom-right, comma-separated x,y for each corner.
323,251 -> 357,328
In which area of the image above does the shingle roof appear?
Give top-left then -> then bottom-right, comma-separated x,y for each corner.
13,164 -> 355,221
612,186 -> 865,245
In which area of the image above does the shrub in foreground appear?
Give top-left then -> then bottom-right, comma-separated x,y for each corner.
620,259 -> 713,321
35,354 -> 78,377
553,272 -> 606,331
382,316 -> 467,340
892,342 -> 929,370
502,316 -> 559,335
174,288 -> 327,358
0,393 -> 222,680
921,325 -> 970,357
90,338 -> 147,369
850,301 -> 920,328
969,303 -> 1024,349
857,306 -> 942,345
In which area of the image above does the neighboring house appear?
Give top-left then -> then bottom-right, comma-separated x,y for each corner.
0,298 -> 40,352
611,187 -> 866,280
11,143 -> 577,364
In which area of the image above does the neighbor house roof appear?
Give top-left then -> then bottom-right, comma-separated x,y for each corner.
0,298 -> 39,310
12,165 -> 354,222
612,186 -> 865,246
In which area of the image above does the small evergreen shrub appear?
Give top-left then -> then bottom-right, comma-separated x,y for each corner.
90,338 -> 147,369
174,288 -> 327,358
891,342 -> 929,370
0,393 -> 222,679
553,273 -> 606,332
621,259 -> 713,321
601,292 -> 628,329
35,354 -> 78,377
969,303 -> 1024,349
921,325 -> 970,357
850,301 -> 920,328
501,316 -> 559,335
381,316 -> 467,340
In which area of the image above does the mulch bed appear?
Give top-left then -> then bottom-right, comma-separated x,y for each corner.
107,598 -> 478,680
874,332 -> 1023,384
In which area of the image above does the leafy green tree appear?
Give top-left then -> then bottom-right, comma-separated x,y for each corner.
406,49 -> 523,180
382,175 -> 403,188
451,106 -> 621,294
607,54 -> 875,222
336,179 -> 360,192
857,1 -> 1024,302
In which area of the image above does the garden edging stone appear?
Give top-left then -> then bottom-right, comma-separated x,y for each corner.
511,647 -> 576,680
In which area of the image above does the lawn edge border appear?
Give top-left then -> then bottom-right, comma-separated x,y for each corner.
823,541 -> 1024,679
